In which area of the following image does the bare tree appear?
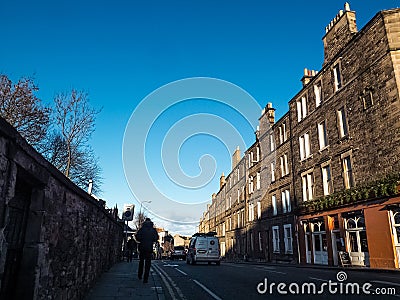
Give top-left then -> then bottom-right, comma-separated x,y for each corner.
54,90 -> 100,177
44,90 -> 103,193
0,74 -> 50,146
134,211 -> 148,230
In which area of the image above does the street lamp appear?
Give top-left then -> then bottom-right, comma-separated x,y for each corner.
139,200 -> 151,228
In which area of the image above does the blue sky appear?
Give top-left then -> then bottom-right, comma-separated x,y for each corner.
1,0 -> 398,235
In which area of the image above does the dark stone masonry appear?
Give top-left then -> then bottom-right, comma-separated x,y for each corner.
0,117 -> 124,299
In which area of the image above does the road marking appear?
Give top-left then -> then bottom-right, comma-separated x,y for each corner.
224,264 -> 246,268
151,265 -> 179,300
176,268 -> 188,276
254,268 -> 286,275
371,280 -> 400,287
309,277 -> 328,282
193,279 -> 222,300
152,264 -> 187,300
164,264 -> 179,267
253,266 -> 276,270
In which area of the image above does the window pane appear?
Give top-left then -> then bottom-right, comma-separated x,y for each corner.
302,96 -> 307,118
359,231 -> 369,252
348,232 -> 359,252
314,83 -> 322,107
282,191 -> 286,213
299,136 -> 305,159
304,133 -> 310,157
297,101 -> 302,122
314,235 -> 321,251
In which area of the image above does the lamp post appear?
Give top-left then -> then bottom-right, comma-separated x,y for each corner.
139,200 -> 151,228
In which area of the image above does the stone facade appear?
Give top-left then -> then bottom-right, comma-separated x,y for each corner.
199,4 -> 400,269
0,117 -> 123,299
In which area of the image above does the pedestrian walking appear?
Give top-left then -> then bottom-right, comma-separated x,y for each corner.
126,237 -> 135,262
135,218 -> 158,283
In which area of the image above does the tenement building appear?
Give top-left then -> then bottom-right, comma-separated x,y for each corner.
198,3 -> 400,269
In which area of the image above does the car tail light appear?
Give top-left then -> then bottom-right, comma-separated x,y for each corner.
193,248 -> 196,255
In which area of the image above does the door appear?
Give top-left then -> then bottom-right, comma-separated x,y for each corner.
304,222 -> 312,264
331,230 -> 342,266
312,232 -> 328,265
345,216 -> 369,266
264,230 -> 270,262
207,237 -> 220,259
390,210 -> 400,268
0,178 -> 32,299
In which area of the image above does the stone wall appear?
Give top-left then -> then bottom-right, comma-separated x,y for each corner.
0,117 -> 123,299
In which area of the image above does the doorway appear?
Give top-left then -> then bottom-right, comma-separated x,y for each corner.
344,214 -> 369,266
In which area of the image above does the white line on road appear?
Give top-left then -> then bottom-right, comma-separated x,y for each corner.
176,268 -> 188,276
152,263 -> 187,300
193,279 -> 222,300
151,265 -> 179,300
254,268 -> 287,275
224,264 -> 246,268
308,277 -> 328,282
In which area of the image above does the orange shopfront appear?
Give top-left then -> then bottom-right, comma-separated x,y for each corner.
297,196 -> 400,269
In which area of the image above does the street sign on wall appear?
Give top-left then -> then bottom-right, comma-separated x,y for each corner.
122,204 -> 135,221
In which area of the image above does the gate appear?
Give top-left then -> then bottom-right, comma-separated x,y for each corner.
0,178 -> 32,299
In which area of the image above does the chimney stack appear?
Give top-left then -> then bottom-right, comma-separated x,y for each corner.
301,68 -> 318,86
220,173 -> 226,189
232,146 -> 241,168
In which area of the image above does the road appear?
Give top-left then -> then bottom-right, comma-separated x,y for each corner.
151,259 -> 400,300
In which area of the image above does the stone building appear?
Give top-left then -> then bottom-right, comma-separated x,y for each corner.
199,3 -> 400,269
293,4 -> 400,270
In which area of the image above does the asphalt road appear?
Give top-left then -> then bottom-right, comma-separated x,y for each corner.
152,259 -> 400,300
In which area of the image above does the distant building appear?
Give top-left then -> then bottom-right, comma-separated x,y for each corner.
199,3 -> 400,269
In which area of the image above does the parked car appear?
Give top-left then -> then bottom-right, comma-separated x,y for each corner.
186,232 -> 220,265
170,246 -> 186,260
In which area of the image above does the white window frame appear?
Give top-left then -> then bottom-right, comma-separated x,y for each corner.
283,224 -> 293,254
280,154 -> 289,177
257,201 -> 261,219
321,164 -> 333,195
283,123 -> 287,141
299,132 -> 311,160
297,96 -> 307,122
318,120 -> 328,150
248,203 -> 254,222
342,154 -> 354,189
272,226 -> 280,253
282,189 -> 291,213
333,63 -> 342,92
272,194 -> 277,216
314,81 -> 322,107
271,162 -> 275,182
270,133 -> 275,152
249,176 -> 254,194
258,231 -> 263,251
337,107 -> 348,138
256,172 -> 261,190
256,146 -> 260,162
279,126 -> 284,144
301,170 -> 314,201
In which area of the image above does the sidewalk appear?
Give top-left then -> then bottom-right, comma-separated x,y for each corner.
85,259 -> 165,300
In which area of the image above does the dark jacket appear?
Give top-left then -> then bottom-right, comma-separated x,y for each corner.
136,220 -> 158,253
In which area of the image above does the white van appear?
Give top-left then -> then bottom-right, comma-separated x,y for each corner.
186,232 -> 221,265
